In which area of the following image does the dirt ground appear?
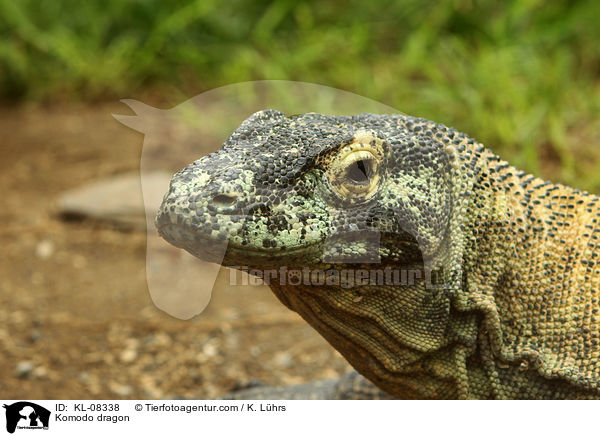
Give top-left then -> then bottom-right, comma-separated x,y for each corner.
0,102 -> 350,399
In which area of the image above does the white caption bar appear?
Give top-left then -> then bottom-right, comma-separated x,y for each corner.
0,400 -> 594,436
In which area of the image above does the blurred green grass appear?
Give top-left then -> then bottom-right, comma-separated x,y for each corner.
1,0 -> 599,189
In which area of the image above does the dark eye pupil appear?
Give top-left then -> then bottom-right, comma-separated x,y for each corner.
346,160 -> 371,184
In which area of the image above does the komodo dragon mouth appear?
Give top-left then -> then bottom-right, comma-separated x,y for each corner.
156,212 -> 424,268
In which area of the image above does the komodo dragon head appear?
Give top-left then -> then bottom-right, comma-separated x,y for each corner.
156,110 -> 469,268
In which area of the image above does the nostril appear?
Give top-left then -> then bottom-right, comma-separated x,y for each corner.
211,193 -> 239,207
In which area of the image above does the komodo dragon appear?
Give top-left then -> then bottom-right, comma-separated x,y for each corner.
156,110 -> 600,399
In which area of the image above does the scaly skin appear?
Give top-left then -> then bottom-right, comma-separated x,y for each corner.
156,110 -> 600,399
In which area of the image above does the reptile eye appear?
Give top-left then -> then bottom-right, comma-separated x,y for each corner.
345,159 -> 373,185
329,148 -> 382,200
